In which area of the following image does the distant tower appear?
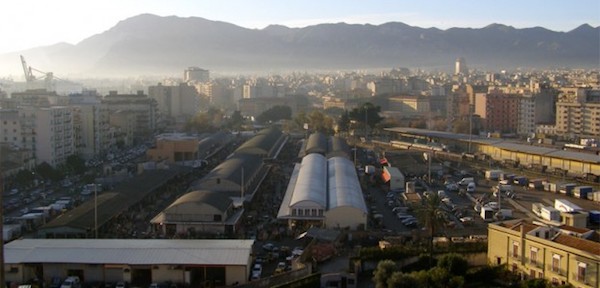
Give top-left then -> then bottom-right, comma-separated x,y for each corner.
455,57 -> 468,75
184,67 -> 210,83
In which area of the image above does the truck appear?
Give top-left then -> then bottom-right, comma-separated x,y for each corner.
554,199 -> 583,213
383,166 -> 405,191
540,206 -> 561,222
365,165 -> 376,175
485,169 -> 503,181
480,207 -> 495,222
573,186 -> 593,199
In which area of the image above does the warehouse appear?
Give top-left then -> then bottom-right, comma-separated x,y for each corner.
4,239 -> 254,287
277,154 -> 367,230
150,190 -> 244,237
188,153 -> 268,205
232,127 -> 288,159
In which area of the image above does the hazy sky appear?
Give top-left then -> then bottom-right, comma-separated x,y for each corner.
1,0 -> 598,54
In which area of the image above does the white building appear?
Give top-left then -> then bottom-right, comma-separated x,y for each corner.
20,106 -> 74,166
278,153 -> 367,230
518,94 -> 536,136
4,239 -> 254,287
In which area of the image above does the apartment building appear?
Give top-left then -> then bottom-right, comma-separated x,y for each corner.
475,90 -> 520,133
71,104 -> 111,160
518,94 -> 536,136
102,91 -> 158,145
19,106 -> 74,166
488,220 -> 599,287
0,109 -> 22,148
184,67 -> 210,83
148,83 -> 203,119
556,88 -> 600,138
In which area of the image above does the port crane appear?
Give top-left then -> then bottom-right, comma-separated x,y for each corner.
20,55 -> 60,91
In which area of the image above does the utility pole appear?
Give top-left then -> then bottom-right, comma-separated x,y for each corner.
94,184 -> 98,238
0,149 -> 4,285
364,104 -> 368,142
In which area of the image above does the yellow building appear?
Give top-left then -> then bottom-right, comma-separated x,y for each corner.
146,133 -> 199,163
488,220 -> 600,287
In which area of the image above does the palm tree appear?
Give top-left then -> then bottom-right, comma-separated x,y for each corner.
415,192 -> 448,266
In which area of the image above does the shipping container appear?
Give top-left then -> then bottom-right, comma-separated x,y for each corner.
485,170 -> 504,181
541,206 -> 561,222
554,199 -> 583,212
513,176 -> 528,186
480,207 -> 495,222
528,178 -> 545,190
573,186 -> 593,199
589,210 -> 600,224
591,191 -> 600,202
559,183 -> 576,195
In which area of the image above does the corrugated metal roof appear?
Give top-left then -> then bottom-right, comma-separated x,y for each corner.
327,157 -> 367,214
5,239 -> 253,265
289,153 -> 327,208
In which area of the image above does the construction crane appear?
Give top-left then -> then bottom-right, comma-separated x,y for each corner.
20,55 -> 59,91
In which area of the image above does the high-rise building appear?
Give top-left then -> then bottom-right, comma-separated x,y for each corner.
184,67 -> 210,83
148,83 -> 204,119
555,88 -> 600,138
102,91 -> 158,145
0,109 -> 22,148
455,57 -> 468,75
475,90 -> 520,133
20,106 -> 74,166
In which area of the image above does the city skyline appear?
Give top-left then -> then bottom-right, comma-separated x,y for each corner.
0,0 -> 598,54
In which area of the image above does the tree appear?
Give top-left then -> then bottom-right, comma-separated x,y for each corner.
227,110 -> 245,130
415,193 -> 448,263
307,110 -> 335,134
255,105 -> 292,124
65,155 -> 86,175
348,102 -> 384,133
372,260 -> 397,288
387,271 -> 418,288
437,253 -> 469,276
337,110 -> 350,133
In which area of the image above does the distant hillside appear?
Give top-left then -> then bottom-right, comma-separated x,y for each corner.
0,14 -> 598,77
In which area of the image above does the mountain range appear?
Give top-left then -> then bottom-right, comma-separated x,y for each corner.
0,13 -> 598,78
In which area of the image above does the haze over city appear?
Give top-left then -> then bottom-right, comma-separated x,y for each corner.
0,1 -> 599,288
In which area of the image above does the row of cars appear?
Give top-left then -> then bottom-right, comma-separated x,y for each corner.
251,243 -> 303,280
385,191 -> 419,228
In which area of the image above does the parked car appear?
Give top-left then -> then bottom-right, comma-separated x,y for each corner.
60,276 -> 81,288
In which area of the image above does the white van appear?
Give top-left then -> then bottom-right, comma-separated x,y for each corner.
466,182 -> 476,192
458,177 -> 475,186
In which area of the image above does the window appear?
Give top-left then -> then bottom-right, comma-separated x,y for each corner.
529,247 -> 538,266
318,209 -> 324,216
291,209 -> 297,216
529,269 -> 535,279
213,214 -> 222,222
298,209 -> 303,216
512,241 -> 519,258
311,209 -> 316,216
577,262 -> 586,282
552,254 -> 561,273
305,209 -> 310,216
